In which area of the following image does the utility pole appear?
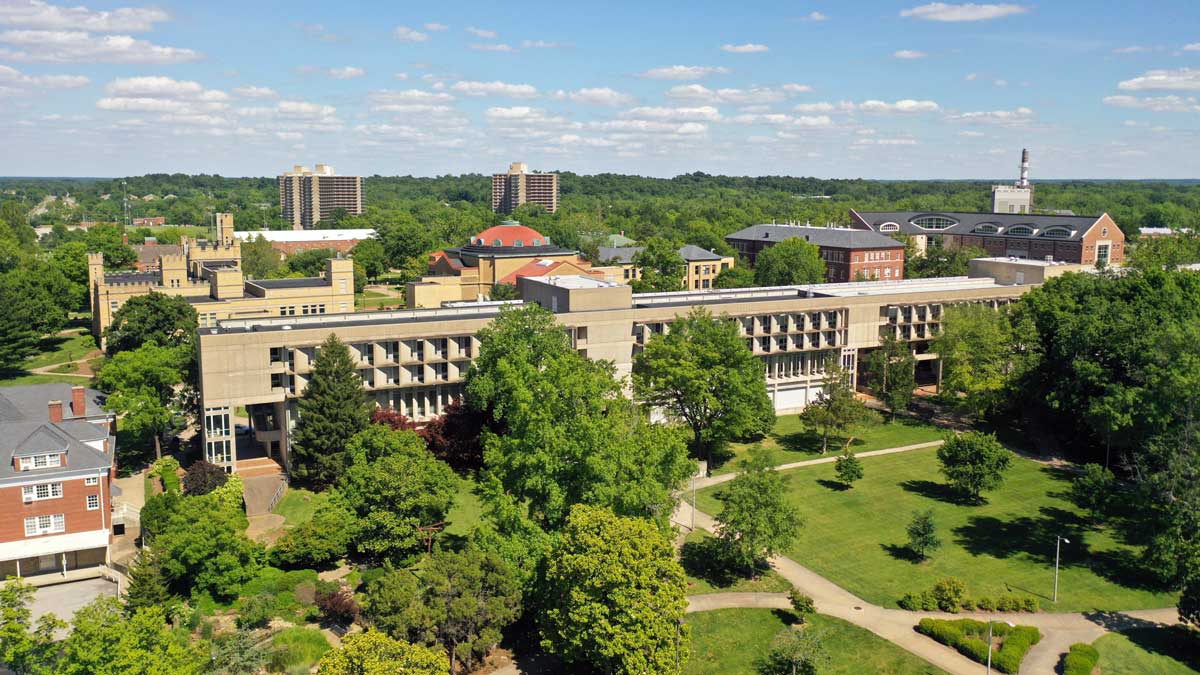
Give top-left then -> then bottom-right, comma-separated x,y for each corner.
1054,536 -> 1070,602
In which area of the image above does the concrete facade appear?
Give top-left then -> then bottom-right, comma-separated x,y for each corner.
278,164 -> 364,230
491,162 -> 559,214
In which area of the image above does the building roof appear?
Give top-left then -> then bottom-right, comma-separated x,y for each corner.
471,221 -> 549,248
599,244 -> 729,264
850,210 -> 1105,242
134,244 -> 183,267
103,271 -> 159,285
726,224 -> 904,250
246,277 -> 329,290
0,384 -> 114,481
232,229 -> 375,243
499,258 -> 596,284
678,244 -> 727,262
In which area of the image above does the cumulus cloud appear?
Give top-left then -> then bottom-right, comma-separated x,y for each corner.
105,76 -> 227,100
792,102 -> 836,112
730,112 -> 833,128
521,39 -> 565,48
329,66 -> 365,79
1103,94 -> 1200,113
232,85 -> 277,98
666,83 -> 811,103
393,26 -> 428,42
892,50 -> 926,59
468,43 -> 513,52
619,106 -> 722,121
944,106 -> 1034,125
368,89 -> 455,112
465,26 -> 497,38
1113,46 -> 1152,54
1118,68 -> 1200,92
1184,43 -> 1200,52
638,65 -> 731,80
0,63 -> 87,89
0,0 -> 168,32
551,87 -> 634,106
956,130 -> 985,137
721,43 -> 769,53
449,80 -> 537,98
0,29 -> 200,63
854,99 -> 940,113
423,22 -> 447,31
855,137 -> 918,145
590,119 -> 709,134
799,11 -> 827,21
900,3 -> 1028,22
965,73 -> 978,81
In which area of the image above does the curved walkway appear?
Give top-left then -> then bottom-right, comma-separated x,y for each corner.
674,498 -> 1180,675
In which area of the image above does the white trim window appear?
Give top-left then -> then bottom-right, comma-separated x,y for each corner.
87,495 -> 100,510
21,483 -> 63,501
18,454 -> 62,471
24,514 -> 66,537
85,476 -> 99,486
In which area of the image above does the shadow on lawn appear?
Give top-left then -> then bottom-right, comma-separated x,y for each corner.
680,536 -> 770,589
899,479 -> 977,506
1082,617 -> 1200,671
880,543 -> 925,563
953,506 -> 1087,564
816,479 -> 850,492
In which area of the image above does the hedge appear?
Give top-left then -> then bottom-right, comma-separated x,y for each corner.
150,457 -> 181,495
916,618 -> 1042,674
1061,642 -> 1100,675
900,587 -> 1039,613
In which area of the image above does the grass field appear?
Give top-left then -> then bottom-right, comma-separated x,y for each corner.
685,609 -> 949,675
22,329 -> 99,369
680,530 -> 793,595
696,447 -> 1177,612
1094,627 -> 1200,674
713,414 -> 944,474
272,488 -> 328,528
269,627 -> 331,674
444,477 -> 484,539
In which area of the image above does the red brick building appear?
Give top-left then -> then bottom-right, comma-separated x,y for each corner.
725,224 -> 906,282
0,385 -> 116,580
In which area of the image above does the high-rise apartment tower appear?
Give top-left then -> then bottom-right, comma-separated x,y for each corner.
278,164 -> 364,230
491,162 -> 559,214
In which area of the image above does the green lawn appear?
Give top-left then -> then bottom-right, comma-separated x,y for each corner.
269,627 -> 331,674
681,530 -> 793,595
272,488 -> 328,528
444,477 -> 484,538
696,447 -> 1177,612
1095,627 -> 1200,674
713,414 -> 945,475
21,329 -> 100,369
356,295 -> 403,310
685,609 -> 949,675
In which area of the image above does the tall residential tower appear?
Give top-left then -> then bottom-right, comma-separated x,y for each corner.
491,162 -> 559,214
278,164 -> 364,230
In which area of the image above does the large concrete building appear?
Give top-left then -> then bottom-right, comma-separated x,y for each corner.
599,244 -> 735,290
89,213 -> 356,343
849,209 -> 1125,266
0,384 -> 116,581
198,274 -> 1027,473
725,224 -> 906,282
491,162 -> 559,214
278,164 -> 364,230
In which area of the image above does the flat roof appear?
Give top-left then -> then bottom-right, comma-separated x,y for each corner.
972,257 -> 1086,268
245,277 -> 328,290
530,275 -> 623,289
233,229 -> 375,242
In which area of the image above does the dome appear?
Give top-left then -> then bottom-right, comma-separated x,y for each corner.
470,220 -> 550,248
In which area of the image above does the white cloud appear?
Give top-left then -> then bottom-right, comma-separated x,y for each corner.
1113,46 -> 1151,54
274,100 -> 338,119
892,50 -> 926,59
465,26 -> 497,38
392,26 -> 428,42
799,11 -> 827,21
944,106 -> 1034,125
423,22 -> 447,31
552,87 -> 635,106
1102,94 -> 1200,113
393,72 -> 408,81
97,96 -> 199,113
0,0 -> 168,32
956,130 -> 985,137
590,119 -> 709,134
449,80 -> 537,98
1184,43 -> 1200,52
638,65 -> 731,80
993,79 -> 1008,86
368,89 -> 456,110
965,73 -> 978,81
793,102 -> 836,112
900,3 -> 1029,22
0,29 -> 200,63
619,106 -> 722,121
721,43 -> 769,53
855,138 -> 918,146
105,76 -> 227,101
0,63 -> 87,89
232,85 -> 276,98
854,99 -> 940,113
522,39 -> 565,48
731,113 -> 833,128
1118,68 -> 1200,92
468,43 -> 513,52
666,84 -> 811,103
276,131 -> 302,140
329,66 -> 365,79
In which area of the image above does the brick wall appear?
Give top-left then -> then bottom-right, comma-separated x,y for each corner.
0,473 -> 111,542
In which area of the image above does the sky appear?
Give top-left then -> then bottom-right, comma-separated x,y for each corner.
2,0 -> 1200,179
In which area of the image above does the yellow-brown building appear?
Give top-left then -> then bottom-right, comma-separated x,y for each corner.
598,244 -> 735,289
89,213 -> 356,345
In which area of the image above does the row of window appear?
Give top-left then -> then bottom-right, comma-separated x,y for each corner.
17,453 -> 61,471
23,499 -> 99,537
199,312 -> 218,327
279,304 -> 327,316
21,478 -> 98,501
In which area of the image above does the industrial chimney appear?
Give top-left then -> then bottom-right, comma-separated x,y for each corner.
1017,148 -> 1030,189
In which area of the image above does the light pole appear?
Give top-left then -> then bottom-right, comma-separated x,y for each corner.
1054,536 -> 1070,603
690,473 -> 696,531
986,621 -> 1015,675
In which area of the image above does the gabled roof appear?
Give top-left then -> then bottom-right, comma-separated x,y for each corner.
850,210 -> 1107,242
726,224 -> 903,250
599,244 -> 730,265
678,244 -> 727,262
0,384 -> 114,481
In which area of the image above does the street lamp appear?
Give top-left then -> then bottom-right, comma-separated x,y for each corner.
986,621 -> 1015,675
1054,536 -> 1070,602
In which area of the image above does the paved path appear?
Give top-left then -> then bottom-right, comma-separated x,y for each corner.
694,440 -> 945,490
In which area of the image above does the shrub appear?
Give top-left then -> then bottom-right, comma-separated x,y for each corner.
916,619 -> 1040,675
789,590 -> 815,617
1061,643 -> 1100,675
237,593 -> 274,629
315,585 -> 359,626
210,474 -> 245,512
270,501 -> 355,570
975,596 -> 996,611
151,456 -> 182,494
932,577 -> 969,613
269,627 -> 331,673
1020,596 -> 1040,613
183,460 -> 228,495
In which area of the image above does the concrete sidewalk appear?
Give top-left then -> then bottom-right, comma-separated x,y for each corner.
695,440 -> 945,490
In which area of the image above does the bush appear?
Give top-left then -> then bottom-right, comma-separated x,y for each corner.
270,502 -> 355,570
183,460 -> 228,496
1020,596 -> 1040,613
1061,643 -> 1100,675
315,584 -> 359,626
900,590 -> 940,611
237,593 -> 274,629
932,577 -> 968,612
975,596 -> 996,611
916,619 -> 1040,674
151,456 -> 181,494
789,590 -> 815,617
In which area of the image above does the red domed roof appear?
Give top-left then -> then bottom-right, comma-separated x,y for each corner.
470,220 -> 549,248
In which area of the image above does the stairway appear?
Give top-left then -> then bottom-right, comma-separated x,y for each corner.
237,457 -> 287,517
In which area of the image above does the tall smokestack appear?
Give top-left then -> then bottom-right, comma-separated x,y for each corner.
1017,148 -> 1030,188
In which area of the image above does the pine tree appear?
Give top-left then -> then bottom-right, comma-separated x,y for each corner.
906,510 -> 942,560
834,450 -> 864,488
123,549 -> 175,615
290,334 -> 371,489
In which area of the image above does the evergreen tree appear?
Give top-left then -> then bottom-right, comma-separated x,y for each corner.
123,549 -> 176,616
834,450 -> 864,488
290,334 -> 372,488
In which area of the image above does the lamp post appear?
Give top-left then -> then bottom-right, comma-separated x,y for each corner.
691,473 -> 696,531
1054,536 -> 1070,603
986,621 -> 1015,675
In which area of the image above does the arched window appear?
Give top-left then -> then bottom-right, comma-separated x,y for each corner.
532,238 -> 542,246
910,216 -> 957,230
1040,227 -> 1072,238
973,223 -> 1000,234
1007,225 -> 1034,236
493,238 -> 504,246
514,240 -> 524,247
879,222 -> 900,232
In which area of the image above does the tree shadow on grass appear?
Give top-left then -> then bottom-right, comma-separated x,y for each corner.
899,479 -> 977,506
1080,619 -> 1200,672
953,507 -> 1087,564
1086,548 -> 1171,592
880,543 -> 925,564
816,479 -> 850,492
680,536 -> 769,589
776,429 -> 824,455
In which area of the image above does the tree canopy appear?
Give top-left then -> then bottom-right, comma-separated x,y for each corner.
754,237 -> 825,286
291,334 -> 373,488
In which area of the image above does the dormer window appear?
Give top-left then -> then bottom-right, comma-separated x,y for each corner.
493,239 -> 503,246
910,216 -> 957,230
532,238 -> 542,246
19,453 -> 62,471
1007,225 -> 1035,236
514,240 -> 524,247
1040,227 -> 1072,238
879,222 -> 900,232
973,223 -> 1000,234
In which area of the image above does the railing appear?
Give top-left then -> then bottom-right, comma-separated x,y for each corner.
266,477 -> 288,514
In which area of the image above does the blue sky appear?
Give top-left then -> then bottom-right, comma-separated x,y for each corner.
2,0 -> 1200,178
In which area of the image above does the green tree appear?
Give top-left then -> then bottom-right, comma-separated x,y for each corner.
712,265 -> 755,289
906,510 -> 942,560
931,303 -> 1015,416
58,598 -> 208,675
936,432 -> 1013,503
905,241 -> 986,278
715,449 -> 802,572
797,365 -> 870,453
361,565 -> 425,639
270,500 -> 357,570
351,238 -> 388,280
335,428 -> 458,562
863,334 -> 916,421
291,334 -> 372,488
540,505 -> 690,675
239,234 -> 282,279
103,292 -> 198,357
487,282 -> 519,301
754,237 -> 825,286
630,237 -> 685,292
0,578 -> 64,675
1071,464 -> 1116,523
767,627 -> 828,675
284,248 -> 340,277
1181,574 -> 1200,630
0,266 -> 69,372
834,450 -> 864,488
123,548 -> 177,616
317,630 -> 447,675
96,341 -> 189,460
49,240 -> 91,310
633,307 -> 774,459
154,493 -> 262,600
209,629 -> 267,675
85,224 -> 137,269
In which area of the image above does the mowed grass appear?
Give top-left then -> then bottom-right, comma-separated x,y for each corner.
685,609 -> 949,675
22,329 -> 100,369
696,447 -> 1178,612
443,477 -> 484,538
272,488 -> 328,528
681,530 -> 793,595
712,414 -> 944,475
1095,627 -> 1200,675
